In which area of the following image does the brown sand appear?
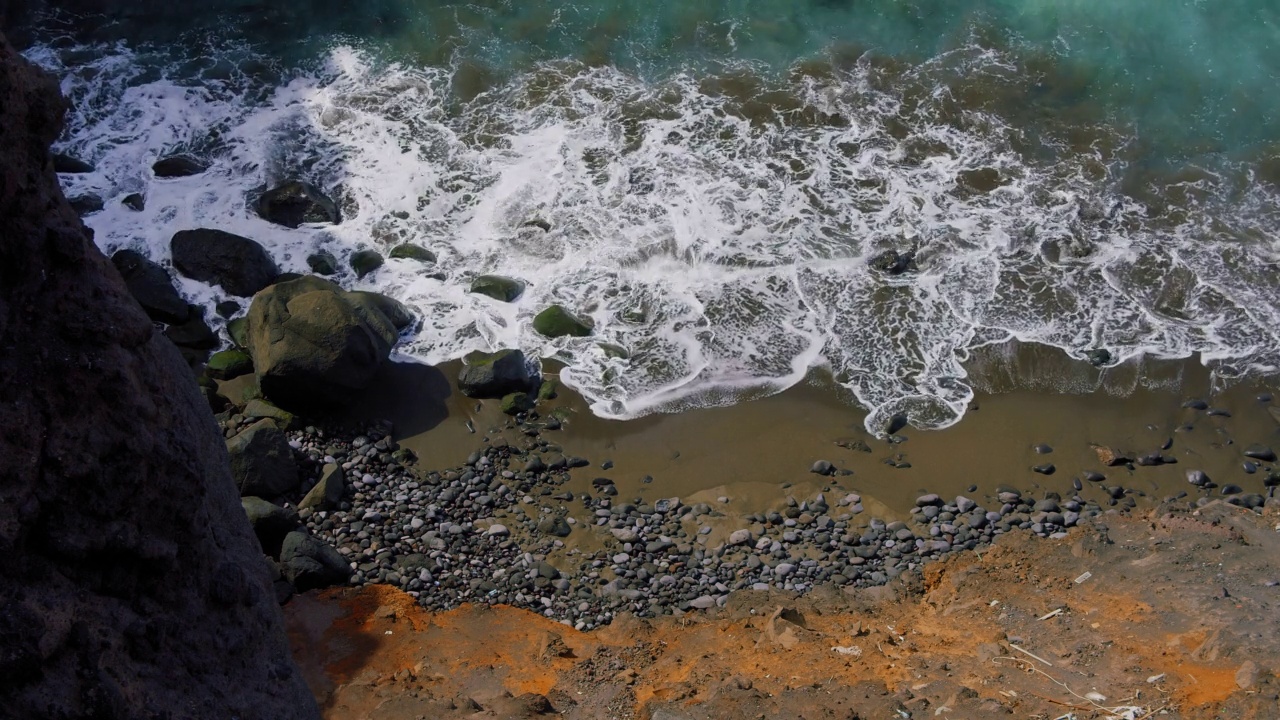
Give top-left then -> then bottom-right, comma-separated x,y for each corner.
349,341 -> 1279,524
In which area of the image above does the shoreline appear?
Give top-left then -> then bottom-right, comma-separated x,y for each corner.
232,339 -> 1279,630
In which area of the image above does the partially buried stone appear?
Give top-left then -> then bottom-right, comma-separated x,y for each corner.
1243,444 -> 1276,462
1033,464 -> 1055,475
458,349 -> 536,399
810,460 -> 834,475
1186,470 -> 1211,487
537,516 -> 571,537
500,392 -> 534,415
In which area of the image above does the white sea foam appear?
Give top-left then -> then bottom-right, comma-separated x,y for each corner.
30,41 -> 1280,433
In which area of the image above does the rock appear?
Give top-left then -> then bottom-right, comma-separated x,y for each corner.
1235,660 -> 1259,690
216,300 -> 241,319
171,228 -> 280,297
246,276 -> 400,407
1034,443 -> 1053,454
298,464 -> 345,511
689,595 -> 717,609
500,392 -> 534,415
486,524 -> 510,537
122,192 -> 145,211
348,291 -> 414,330
279,532 -> 350,591
1243,444 -> 1276,462
810,460 -> 834,475
69,194 -> 103,215
727,529 -> 753,546
152,154 -> 207,177
52,152 -> 93,173
110,249 -> 190,323
869,249 -> 915,275
227,316 -> 249,348
242,398 -> 297,429
1088,348 -> 1112,366
458,349 -> 536,398
915,494 -> 943,507
537,516 -> 571,537
241,497 -> 299,557
206,349 -> 253,380
0,37 -> 317,717
226,419 -> 299,497
389,243 -> 436,263
256,180 -> 339,228
306,251 -> 339,276
1033,464 -> 1056,475
350,249 -> 383,278
470,274 -> 525,302
1186,470 -> 1211,487
774,563 -> 796,578
163,307 -> 218,350
886,413 -> 909,435
1094,446 -> 1131,466
533,305 -> 592,338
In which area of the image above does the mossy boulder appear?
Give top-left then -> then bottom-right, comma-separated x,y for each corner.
537,379 -> 558,401
500,392 -> 535,416
389,244 -> 436,263
206,349 -> 253,380
227,316 -> 249,348
533,305 -> 592,338
458,348 -> 536,399
307,251 -> 339,276
350,250 -> 384,279
349,291 -> 413,330
470,275 -> 525,303
243,398 -> 298,430
245,275 -> 400,408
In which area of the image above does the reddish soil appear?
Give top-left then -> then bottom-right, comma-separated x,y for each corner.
287,500 -> 1280,719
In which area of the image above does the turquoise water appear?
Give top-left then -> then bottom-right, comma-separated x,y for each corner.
26,0 -> 1280,431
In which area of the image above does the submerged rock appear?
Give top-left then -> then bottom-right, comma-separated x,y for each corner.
869,249 -> 915,275
471,274 -> 525,302
171,228 -> 280,297
122,192 -> 145,211
533,304 -> 592,338
458,348 -> 536,399
389,243 -> 436,263
246,275 -> 401,407
52,152 -> 93,173
152,154 -> 208,177
256,180 -> 339,228
306,251 -> 339,276
111,249 -> 189,323
350,249 -> 384,278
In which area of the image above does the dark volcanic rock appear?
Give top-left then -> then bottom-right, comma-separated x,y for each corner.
170,228 -> 280,297
458,348 -> 536,398
246,275 -> 400,407
256,180 -> 339,228
110,249 -> 189,323
0,35 -> 316,719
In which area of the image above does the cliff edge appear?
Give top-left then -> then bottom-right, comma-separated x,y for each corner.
0,32 -> 318,720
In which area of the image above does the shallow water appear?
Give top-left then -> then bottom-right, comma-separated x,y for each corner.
25,0 -> 1280,432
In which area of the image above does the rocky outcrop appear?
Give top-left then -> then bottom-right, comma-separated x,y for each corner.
245,275 -> 410,408
0,33 -> 317,719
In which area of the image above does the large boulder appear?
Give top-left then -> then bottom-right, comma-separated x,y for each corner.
0,36 -> 318,719
226,418 -> 299,497
256,180 -> 339,228
246,275 -> 405,407
110,248 -> 189,323
279,531 -> 350,591
171,228 -> 280,297
458,348 -> 537,399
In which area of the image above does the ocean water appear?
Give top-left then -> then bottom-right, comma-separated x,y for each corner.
24,0 -> 1280,432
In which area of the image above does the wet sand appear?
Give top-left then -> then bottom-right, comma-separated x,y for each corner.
349,341 -> 1279,523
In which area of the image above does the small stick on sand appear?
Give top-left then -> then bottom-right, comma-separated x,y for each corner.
1008,644 -> 1054,666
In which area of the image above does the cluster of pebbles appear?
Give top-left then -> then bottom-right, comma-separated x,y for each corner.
233,391 -> 1280,632
270,413 -> 1189,633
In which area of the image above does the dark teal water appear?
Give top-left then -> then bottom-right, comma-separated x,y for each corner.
27,0 -> 1280,432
